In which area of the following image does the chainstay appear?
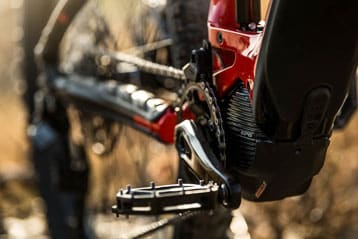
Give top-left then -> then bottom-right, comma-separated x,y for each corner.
121,210 -> 207,239
179,81 -> 226,164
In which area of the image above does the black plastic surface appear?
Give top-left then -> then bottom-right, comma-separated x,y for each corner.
239,137 -> 329,201
253,0 -> 358,140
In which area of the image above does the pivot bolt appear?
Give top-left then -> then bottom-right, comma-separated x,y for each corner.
178,178 -> 183,186
126,185 -> 131,193
217,31 -> 223,44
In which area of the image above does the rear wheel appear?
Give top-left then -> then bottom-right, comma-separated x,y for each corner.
23,1 -> 90,239
22,0 -> 57,121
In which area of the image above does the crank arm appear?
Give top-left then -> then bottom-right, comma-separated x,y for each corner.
175,120 -> 241,209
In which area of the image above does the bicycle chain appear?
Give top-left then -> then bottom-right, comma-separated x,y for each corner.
124,81 -> 227,238
122,210 -> 206,239
91,47 -> 227,236
92,48 -> 226,164
93,49 -> 186,81
178,81 -> 226,164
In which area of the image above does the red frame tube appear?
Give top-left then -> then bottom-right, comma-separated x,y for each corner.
208,0 -> 263,98
139,0 -> 265,142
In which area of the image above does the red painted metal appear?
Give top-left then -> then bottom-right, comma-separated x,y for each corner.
132,104 -> 197,145
133,108 -> 177,144
208,0 -> 239,29
134,0 -> 265,142
208,0 -> 263,98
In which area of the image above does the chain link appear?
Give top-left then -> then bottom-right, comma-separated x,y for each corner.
179,81 -> 226,163
90,47 -> 226,236
92,49 -> 186,81
93,46 -> 227,166
122,210 -> 207,239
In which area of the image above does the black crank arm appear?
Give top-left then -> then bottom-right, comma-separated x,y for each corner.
175,120 -> 241,209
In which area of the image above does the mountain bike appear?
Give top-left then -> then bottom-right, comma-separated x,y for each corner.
23,0 -> 357,238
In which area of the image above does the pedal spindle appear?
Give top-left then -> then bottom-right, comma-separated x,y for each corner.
112,179 -> 219,216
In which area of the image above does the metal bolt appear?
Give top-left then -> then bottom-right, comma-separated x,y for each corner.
248,22 -> 257,31
217,31 -> 223,44
112,205 -> 119,218
178,178 -> 183,186
257,20 -> 266,32
150,181 -> 155,189
126,185 -> 131,193
220,184 -> 229,206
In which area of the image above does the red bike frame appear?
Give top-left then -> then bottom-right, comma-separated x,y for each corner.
208,0 -> 262,98
37,0 -> 357,206
136,0 -> 265,143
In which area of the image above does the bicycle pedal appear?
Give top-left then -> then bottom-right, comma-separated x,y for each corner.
112,179 -> 219,216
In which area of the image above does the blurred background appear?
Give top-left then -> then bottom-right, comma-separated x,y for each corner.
0,0 -> 357,238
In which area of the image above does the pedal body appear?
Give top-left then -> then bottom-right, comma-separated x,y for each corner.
112,182 -> 219,215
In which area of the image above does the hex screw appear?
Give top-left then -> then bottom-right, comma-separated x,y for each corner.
178,178 -> 183,186
150,181 -> 155,189
126,185 -> 131,193
217,31 -> 223,44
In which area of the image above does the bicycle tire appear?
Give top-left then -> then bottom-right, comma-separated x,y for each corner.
22,0 -> 57,121
166,0 -> 209,68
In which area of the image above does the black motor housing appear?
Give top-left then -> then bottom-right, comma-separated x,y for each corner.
225,0 -> 357,201
224,85 -> 330,201
253,0 -> 357,140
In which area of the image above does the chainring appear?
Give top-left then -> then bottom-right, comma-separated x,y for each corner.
178,81 -> 226,164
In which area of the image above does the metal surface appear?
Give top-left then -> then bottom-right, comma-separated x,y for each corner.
91,49 -> 186,81
208,0 -> 263,98
180,43 -> 227,164
175,120 -> 241,208
179,81 -> 227,163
